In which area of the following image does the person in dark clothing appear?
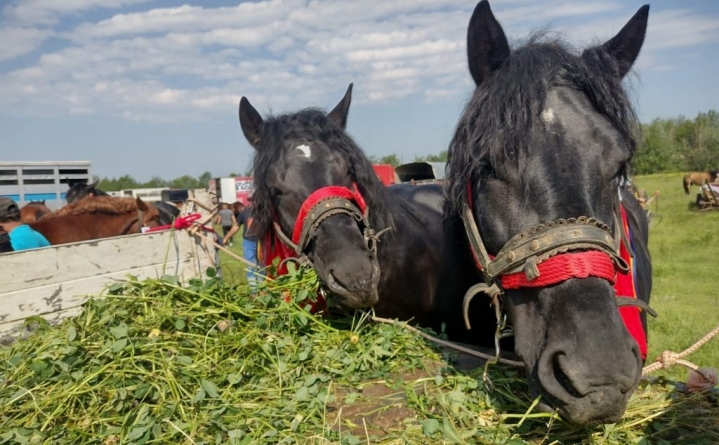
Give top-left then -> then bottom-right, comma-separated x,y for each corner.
223,197 -> 261,285
0,226 -> 13,253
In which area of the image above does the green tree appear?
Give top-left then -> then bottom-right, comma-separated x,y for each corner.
415,150 -> 448,163
198,171 -> 213,186
142,176 -> 168,188
633,119 -> 683,174
368,154 -> 401,166
169,175 -> 201,189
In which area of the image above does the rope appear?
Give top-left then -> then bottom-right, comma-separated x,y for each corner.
642,325 -> 719,378
371,315 -> 523,367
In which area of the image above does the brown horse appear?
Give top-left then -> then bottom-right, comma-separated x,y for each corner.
683,171 -> 718,194
20,200 -> 52,223
30,195 -> 162,245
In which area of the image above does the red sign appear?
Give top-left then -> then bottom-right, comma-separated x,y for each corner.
372,164 -> 397,186
235,177 -> 254,205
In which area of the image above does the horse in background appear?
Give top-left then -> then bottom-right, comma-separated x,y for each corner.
30,195 -> 162,245
683,171 -> 718,194
443,1 -> 652,425
20,201 -> 52,223
65,181 -> 108,203
64,181 -> 180,225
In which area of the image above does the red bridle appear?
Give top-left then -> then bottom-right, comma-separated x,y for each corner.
462,182 -> 649,359
263,183 -> 369,275
290,185 -> 367,247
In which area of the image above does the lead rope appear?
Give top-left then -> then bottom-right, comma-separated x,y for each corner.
641,325 -> 719,387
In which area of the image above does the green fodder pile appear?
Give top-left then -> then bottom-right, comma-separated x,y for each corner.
1,269 -> 717,445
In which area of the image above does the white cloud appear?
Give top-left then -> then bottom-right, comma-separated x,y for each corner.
0,26 -> 53,61
3,0 -> 153,25
0,0 -> 717,122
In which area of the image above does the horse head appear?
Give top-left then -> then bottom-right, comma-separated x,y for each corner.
240,85 -> 385,309
448,0 -> 650,425
66,181 -> 108,204
136,197 -> 163,232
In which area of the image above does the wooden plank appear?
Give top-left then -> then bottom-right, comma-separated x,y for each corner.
3,230 -> 203,294
1,307 -> 82,346
0,259 -> 192,325
0,229 -> 216,342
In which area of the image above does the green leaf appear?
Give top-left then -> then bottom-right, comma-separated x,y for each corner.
286,262 -> 297,276
201,379 -> 221,398
342,434 -> 361,445
205,267 -> 217,278
127,425 -> 149,441
66,325 -> 77,342
174,318 -> 186,330
441,418 -> 463,442
294,312 -> 308,327
162,275 -> 179,284
176,355 -> 193,366
295,386 -> 309,402
227,373 -> 242,385
111,338 -> 128,353
109,324 -> 128,339
422,418 -> 440,436
193,388 -> 206,403
296,289 -> 309,302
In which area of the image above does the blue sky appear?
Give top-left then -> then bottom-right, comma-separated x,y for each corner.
1,0 -> 718,182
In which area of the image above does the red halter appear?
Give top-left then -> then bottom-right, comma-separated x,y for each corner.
291,185 -> 367,246
464,184 -> 647,359
261,184 -> 368,314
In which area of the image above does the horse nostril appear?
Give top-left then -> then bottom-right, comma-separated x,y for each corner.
553,353 -> 584,398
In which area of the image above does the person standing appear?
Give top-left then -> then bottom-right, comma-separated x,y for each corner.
0,198 -> 51,251
223,196 -> 261,285
215,203 -> 236,247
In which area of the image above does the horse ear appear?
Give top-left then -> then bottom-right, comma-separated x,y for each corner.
598,5 -> 649,78
327,83 -> 353,130
466,0 -> 510,86
136,197 -> 149,212
239,97 -> 264,150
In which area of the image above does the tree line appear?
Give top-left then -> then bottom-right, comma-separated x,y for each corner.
371,110 -> 719,175
96,171 -> 216,191
633,110 -> 719,174
95,110 -> 718,189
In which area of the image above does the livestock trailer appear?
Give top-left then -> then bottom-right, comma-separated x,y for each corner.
0,161 -> 93,210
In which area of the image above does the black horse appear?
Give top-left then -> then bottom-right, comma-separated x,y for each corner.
65,181 -> 109,203
444,1 -> 653,425
65,182 -> 180,226
239,85 -> 472,326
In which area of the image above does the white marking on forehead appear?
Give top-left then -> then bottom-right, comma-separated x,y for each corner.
541,108 -> 556,124
296,144 -> 312,159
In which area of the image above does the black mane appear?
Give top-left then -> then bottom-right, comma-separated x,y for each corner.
446,34 -> 638,213
251,108 -> 394,238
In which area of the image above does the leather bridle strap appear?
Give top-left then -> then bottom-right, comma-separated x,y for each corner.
272,184 -> 375,260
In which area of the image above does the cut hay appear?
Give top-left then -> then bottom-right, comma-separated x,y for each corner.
1,269 -> 717,444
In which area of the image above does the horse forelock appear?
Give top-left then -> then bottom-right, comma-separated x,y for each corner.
251,108 -> 394,240
446,35 -> 638,215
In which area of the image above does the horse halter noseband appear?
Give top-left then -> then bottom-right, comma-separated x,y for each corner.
271,184 -> 388,267
461,185 -> 656,332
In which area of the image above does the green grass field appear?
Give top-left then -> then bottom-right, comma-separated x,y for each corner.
633,173 -> 719,380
